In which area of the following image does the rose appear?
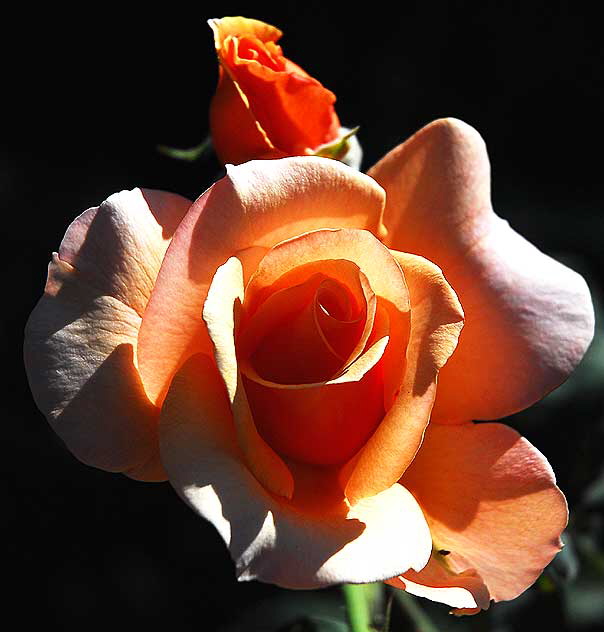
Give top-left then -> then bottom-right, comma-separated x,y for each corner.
208,17 -> 358,167
24,118 -> 594,614
209,16 -> 340,164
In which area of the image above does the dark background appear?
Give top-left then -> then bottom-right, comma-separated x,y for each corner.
6,2 -> 603,631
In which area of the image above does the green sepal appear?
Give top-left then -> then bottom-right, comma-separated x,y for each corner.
157,136 -> 212,161
315,127 -> 360,161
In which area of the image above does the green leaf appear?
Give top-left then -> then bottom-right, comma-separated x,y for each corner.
156,136 -> 212,161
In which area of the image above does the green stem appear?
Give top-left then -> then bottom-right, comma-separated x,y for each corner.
342,584 -> 374,632
392,590 -> 439,632
382,593 -> 393,632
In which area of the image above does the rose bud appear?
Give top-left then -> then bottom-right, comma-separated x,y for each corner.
208,16 -> 360,168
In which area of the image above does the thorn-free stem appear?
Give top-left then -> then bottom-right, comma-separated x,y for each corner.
342,583 -> 373,632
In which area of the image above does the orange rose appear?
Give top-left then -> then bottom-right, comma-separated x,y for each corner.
208,17 -> 356,166
24,119 -> 594,613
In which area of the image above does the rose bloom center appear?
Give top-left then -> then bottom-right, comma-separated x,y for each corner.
237,262 -> 387,467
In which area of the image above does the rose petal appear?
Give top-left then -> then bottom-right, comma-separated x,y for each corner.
246,228 -> 406,316
315,277 -> 369,362
387,554 -> 491,612
232,245 -> 269,287
391,252 -> 465,375
137,158 -> 386,406
369,117 -> 594,422
57,188 -> 192,317
241,327 -> 389,466
222,36 -> 339,156
451,607 -> 482,616
208,251 -> 386,467
242,274 -> 352,384
159,354 -> 432,589
239,258 -> 376,383
210,66 -> 278,166
343,252 -> 463,503
209,16 -> 283,50
400,422 -> 568,602
202,256 -> 294,499
242,302 -> 390,390
24,189 -> 191,478
238,229 -> 407,466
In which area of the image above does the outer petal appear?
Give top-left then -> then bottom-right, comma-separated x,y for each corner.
343,252 -> 463,503
400,423 -> 568,602
159,354 -> 432,589
222,39 -> 339,157
209,17 -> 283,50
202,256 -> 294,499
387,555 -> 490,612
137,157 -> 386,405
24,189 -> 191,479
244,228 -> 408,318
210,69 -> 279,166
369,118 -> 594,422
54,188 -> 192,317
208,18 -> 280,165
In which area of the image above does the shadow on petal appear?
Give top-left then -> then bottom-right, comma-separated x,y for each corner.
401,423 -> 567,602
160,354 -> 432,589
25,253 -> 164,479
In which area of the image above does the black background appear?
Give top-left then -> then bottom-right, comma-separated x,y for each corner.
6,2 -> 603,631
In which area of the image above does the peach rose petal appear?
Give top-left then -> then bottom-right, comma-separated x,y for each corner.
237,229 -> 408,465
239,259 -> 376,383
387,555 -> 491,612
137,158 -> 386,406
369,117 -> 594,423
241,304 -> 389,391
244,227 -> 408,391
216,248 -> 388,466
233,245 -> 269,286
209,16 -> 282,51
246,229 -> 407,317
315,277 -> 369,363
400,423 -> 568,603
343,252 -> 463,503
451,608 -> 482,617
159,354 -> 433,589
57,188 -> 192,317
392,252 -> 465,374
24,189 -> 191,479
241,331 -> 388,466
242,274 -> 350,384
202,256 -> 294,499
